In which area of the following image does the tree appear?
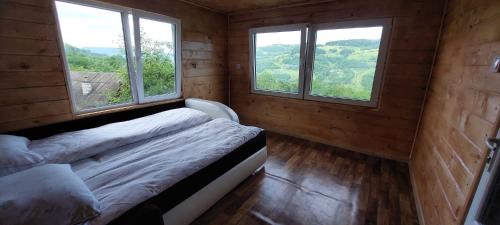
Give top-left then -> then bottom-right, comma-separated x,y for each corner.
63,29 -> 175,105
108,30 -> 175,103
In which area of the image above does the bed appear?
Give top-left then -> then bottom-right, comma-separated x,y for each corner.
6,98 -> 267,225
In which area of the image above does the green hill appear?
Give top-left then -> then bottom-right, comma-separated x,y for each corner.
64,44 -> 127,73
255,39 -> 381,101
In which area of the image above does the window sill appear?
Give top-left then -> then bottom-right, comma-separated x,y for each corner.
250,89 -> 303,99
248,92 -> 382,111
303,94 -> 379,108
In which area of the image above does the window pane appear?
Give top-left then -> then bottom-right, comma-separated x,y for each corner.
254,30 -> 301,93
55,1 -> 133,111
310,27 -> 383,101
139,18 -> 176,97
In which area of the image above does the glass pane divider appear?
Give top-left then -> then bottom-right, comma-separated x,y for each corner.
122,11 -> 139,105
132,13 -> 146,103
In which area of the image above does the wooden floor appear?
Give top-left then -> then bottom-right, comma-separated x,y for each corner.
192,133 -> 419,225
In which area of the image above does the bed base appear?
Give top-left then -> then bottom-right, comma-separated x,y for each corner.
162,147 -> 267,225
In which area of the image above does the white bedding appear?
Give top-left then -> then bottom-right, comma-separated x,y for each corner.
29,108 -> 211,164
71,118 -> 262,225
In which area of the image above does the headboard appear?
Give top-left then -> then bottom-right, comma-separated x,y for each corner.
8,100 -> 186,140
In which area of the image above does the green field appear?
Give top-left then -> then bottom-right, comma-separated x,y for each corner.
255,39 -> 380,100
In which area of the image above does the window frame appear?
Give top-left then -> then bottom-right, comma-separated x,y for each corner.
248,24 -> 308,99
304,18 -> 392,107
132,10 -> 182,104
247,19 -> 392,108
53,0 -> 182,114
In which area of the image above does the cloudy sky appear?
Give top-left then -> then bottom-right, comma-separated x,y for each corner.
55,1 -> 173,49
256,27 -> 382,47
56,1 -> 380,49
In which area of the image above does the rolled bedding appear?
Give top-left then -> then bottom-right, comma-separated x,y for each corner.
29,108 -> 212,164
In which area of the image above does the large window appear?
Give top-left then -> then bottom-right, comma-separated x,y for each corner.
55,0 -> 181,113
249,19 -> 392,107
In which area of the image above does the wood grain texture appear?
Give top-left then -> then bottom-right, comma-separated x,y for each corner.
193,132 -> 419,225
182,0 -> 335,13
227,0 -> 445,162
409,0 -> 500,224
0,0 -> 227,133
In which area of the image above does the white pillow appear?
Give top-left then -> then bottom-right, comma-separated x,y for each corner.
0,164 -> 101,225
0,135 -> 44,177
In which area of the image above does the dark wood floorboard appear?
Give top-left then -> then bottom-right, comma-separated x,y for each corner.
191,132 -> 419,225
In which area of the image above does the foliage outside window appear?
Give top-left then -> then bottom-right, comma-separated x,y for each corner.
254,30 -> 302,94
249,19 -> 392,107
55,0 -> 181,113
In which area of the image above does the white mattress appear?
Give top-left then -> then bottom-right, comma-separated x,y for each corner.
71,118 -> 262,225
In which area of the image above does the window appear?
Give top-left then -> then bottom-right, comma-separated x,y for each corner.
55,0 -> 181,113
249,24 -> 307,98
134,15 -> 180,103
249,19 -> 392,107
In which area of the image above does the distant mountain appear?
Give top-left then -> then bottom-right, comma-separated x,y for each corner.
325,39 -> 380,49
82,47 -> 121,56
255,39 -> 381,100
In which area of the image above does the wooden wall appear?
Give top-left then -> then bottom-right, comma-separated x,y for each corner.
0,0 -> 227,133
227,0 -> 445,161
410,0 -> 500,224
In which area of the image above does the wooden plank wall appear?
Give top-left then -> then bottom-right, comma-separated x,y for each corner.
227,0 -> 445,161
0,0 -> 227,133
409,0 -> 500,224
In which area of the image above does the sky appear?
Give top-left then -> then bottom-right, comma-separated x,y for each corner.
55,1 -> 173,49
55,1 -> 380,49
256,27 -> 383,47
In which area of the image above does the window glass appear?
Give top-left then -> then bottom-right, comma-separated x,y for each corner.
310,27 -> 383,101
254,30 -> 302,94
55,0 -> 182,113
55,1 -> 133,111
139,18 -> 176,97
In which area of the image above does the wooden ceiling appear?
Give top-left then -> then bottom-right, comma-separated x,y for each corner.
182,0 -> 334,13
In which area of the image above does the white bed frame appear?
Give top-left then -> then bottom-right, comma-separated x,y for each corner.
185,98 -> 240,123
162,99 -> 267,225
